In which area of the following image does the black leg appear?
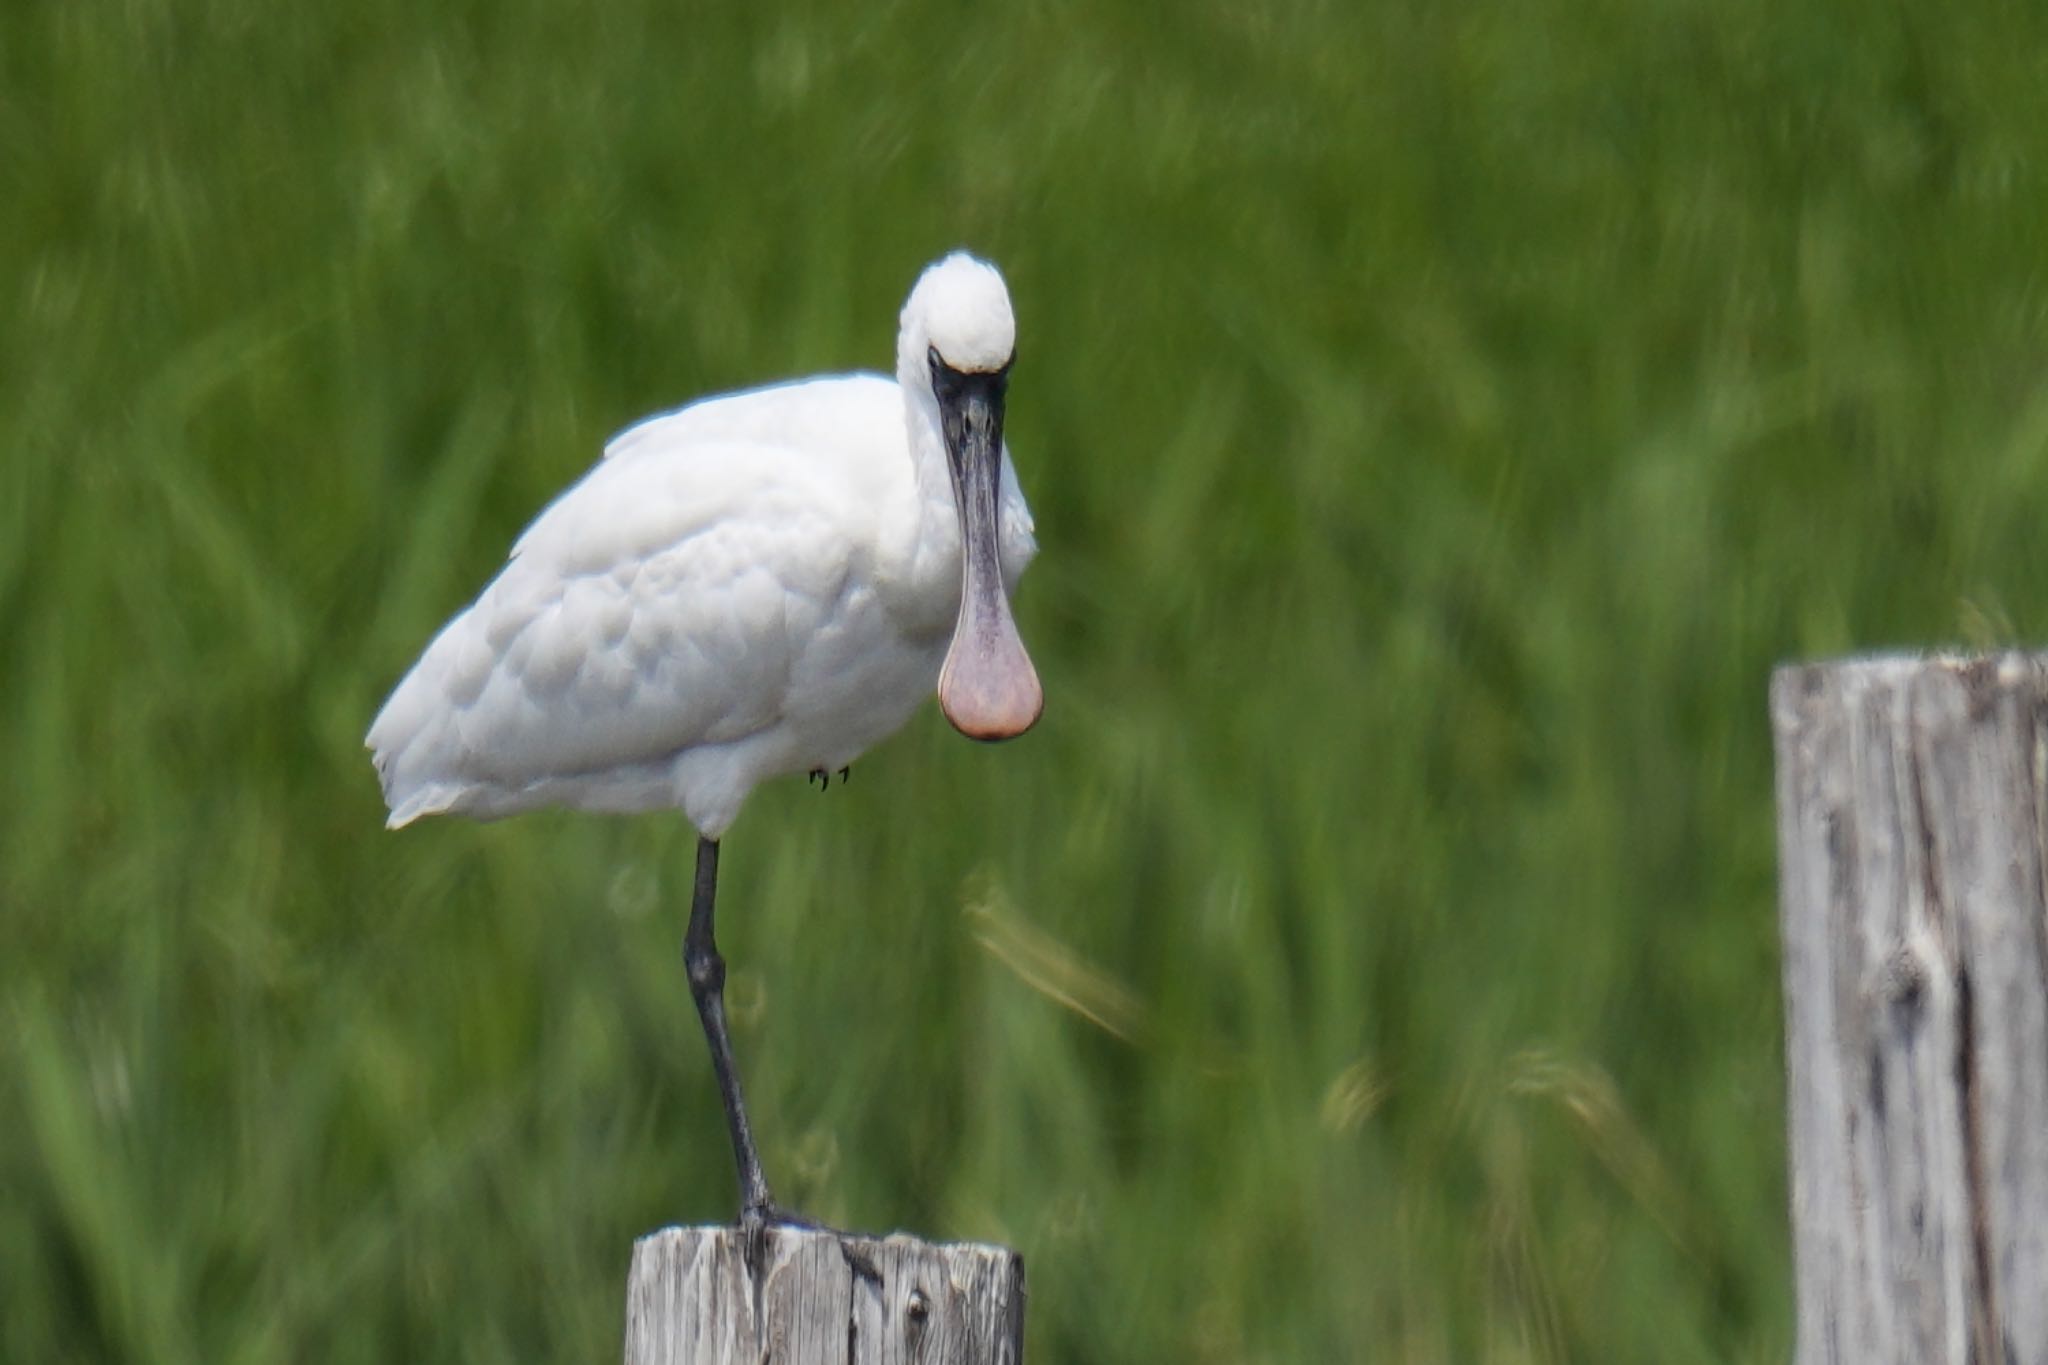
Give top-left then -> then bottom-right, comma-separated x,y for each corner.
682,836 -> 775,1221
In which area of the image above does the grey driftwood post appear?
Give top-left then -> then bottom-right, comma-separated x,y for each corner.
1772,653 -> 2048,1365
623,1224 -> 1025,1364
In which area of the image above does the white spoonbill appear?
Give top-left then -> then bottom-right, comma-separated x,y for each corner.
366,251 -> 1042,1227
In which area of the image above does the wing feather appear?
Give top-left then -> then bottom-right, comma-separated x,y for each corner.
368,423 -> 862,825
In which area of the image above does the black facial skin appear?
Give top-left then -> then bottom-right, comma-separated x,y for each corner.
928,346 -> 1012,456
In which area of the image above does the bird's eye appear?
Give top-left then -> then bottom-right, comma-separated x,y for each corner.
926,345 -> 962,400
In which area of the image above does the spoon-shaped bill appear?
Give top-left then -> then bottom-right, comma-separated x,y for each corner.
933,368 -> 1042,740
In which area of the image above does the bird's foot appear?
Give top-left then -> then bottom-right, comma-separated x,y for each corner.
737,1199 -> 824,1274
742,1200 -> 820,1233
806,766 -> 852,791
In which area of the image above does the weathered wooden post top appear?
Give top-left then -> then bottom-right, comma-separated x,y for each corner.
624,1225 -> 1025,1364
1772,652 -> 2048,1365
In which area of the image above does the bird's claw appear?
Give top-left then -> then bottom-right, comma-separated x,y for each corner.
806,766 -> 852,791
737,1199 -> 822,1273
742,1200 -> 819,1233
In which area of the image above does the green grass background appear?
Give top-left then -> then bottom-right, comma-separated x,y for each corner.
6,0 -> 2048,1359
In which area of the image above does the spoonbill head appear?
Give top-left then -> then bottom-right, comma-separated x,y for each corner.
897,254 -> 1042,740
365,251 -> 1043,1227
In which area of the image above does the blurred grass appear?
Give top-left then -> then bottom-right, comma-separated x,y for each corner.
5,0 -> 2048,1358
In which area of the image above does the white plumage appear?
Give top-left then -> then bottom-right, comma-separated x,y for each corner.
367,252 -> 1042,838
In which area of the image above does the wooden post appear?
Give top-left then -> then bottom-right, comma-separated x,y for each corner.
1772,653 -> 2048,1365
623,1224 -> 1025,1364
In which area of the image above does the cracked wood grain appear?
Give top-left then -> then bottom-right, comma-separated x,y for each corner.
623,1225 -> 1024,1364
1773,653 -> 2048,1365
